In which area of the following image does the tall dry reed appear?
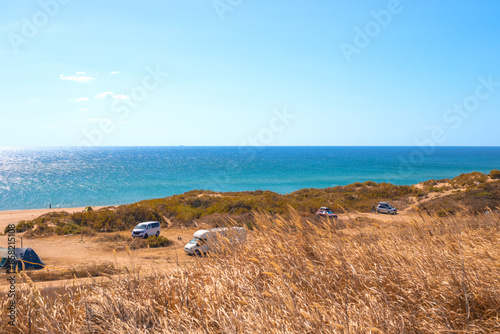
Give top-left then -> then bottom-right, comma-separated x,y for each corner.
2,211 -> 499,333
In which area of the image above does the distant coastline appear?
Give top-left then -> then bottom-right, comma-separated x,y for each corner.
1,146 -> 499,211
1,169 -> 498,238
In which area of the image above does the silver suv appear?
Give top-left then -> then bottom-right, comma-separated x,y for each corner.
376,202 -> 397,215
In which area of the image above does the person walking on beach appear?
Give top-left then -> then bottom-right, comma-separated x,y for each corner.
371,205 -> 375,214
49,203 -> 51,209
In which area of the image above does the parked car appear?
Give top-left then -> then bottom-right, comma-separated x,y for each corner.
184,227 -> 247,256
316,207 -> 338,219
376,202 -> 397,215
131,221 -> 161,238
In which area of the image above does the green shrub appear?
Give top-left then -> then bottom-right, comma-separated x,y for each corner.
69,204 -> 164,232
490,169 -> 500,179
55,223 -> 82,235
15,220 -> 34,232
116,205 -> 164,228
147,235 -> 172,248
3,221 -> 34,233
451,172 -> 488,187
24,223 -> 55,238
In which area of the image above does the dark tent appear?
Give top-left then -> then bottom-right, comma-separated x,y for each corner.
0,247 -> 45,270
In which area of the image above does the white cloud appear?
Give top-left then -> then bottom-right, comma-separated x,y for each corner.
79,108 -> 88,112
75,71 -> 86,75
70,97 -> 89,102
60,73 -> 95,83
110,71 -> 120,75
95,91 -> 130,100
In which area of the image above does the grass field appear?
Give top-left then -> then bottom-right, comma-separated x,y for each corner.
1,210 -> 499,333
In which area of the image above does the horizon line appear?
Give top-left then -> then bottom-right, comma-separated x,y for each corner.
2,145 -> 500,149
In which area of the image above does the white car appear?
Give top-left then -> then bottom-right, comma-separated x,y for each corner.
131,221 -> 161,238
184,227 -> 247,256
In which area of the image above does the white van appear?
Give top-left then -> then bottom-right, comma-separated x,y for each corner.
184,227 -> 247,256
131,221 -> 161,238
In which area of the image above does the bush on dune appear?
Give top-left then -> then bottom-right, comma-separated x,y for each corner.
9,220 -> 34,233
70,204 -> 164,232
55,222 -> 82,235
451,171 -> 488,187
287,182 -> 417,213
23,222 -> 55,238
490,169 -> 500,179
146,235 -> 172,248
424,180 -> 500,215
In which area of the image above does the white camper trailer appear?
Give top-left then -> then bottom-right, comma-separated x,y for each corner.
184,227 -> 247,256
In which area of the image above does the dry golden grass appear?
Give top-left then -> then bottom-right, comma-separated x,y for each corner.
2,211 -> 499,333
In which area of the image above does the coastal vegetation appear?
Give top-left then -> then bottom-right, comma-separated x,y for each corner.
2,210 -> 499,333
490,169 -> 500,179
7,171 -> 499,236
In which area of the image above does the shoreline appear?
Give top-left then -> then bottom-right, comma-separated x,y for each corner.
0,205 -> 117,213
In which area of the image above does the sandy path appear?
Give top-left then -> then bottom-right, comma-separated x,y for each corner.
342,210 -> 417,223
0,227 -> 199,291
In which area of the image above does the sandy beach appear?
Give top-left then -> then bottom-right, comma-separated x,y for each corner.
0,207 -> 106,233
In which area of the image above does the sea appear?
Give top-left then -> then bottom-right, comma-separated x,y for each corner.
1,146 -> 499,211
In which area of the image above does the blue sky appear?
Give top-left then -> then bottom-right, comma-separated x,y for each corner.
1,0 -> 499,146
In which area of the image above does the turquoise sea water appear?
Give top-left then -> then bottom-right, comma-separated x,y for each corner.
1,146 -> 499,211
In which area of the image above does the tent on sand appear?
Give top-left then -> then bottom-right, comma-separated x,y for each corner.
0,247 -> 45,270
